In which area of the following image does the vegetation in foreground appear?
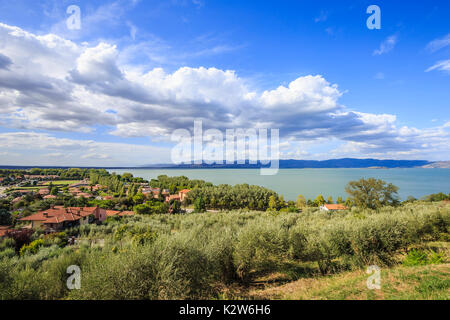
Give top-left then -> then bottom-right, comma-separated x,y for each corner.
250,261 -> 449,300
0,201 -> 448,300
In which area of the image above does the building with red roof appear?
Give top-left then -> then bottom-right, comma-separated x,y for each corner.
39,188 -> 50,196
320,204 -> 349,211
20,207 -> 107,231
178,189 -> 191,202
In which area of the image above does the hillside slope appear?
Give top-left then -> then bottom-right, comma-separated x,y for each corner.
249,263 -> 450,300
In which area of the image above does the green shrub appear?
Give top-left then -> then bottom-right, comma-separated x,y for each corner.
20,239 -> 45,256
234,220 -> 289,283
403,249 -> 428,266
403,249 -> 445,266
0,248 -> 16,260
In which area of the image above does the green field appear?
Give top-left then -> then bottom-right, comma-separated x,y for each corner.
43,180 -> 82,185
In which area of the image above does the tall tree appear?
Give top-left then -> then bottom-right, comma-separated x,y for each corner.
0,209 -> 12,225
268,195 -> 277,211
296,195 -> 306,209
345,178 -> 399,209
314,195 -> 325,207
194,197 -> 206,213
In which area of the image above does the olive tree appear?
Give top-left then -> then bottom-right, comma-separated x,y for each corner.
345,178 -> 399,209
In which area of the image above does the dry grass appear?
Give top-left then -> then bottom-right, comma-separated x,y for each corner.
248,263 -> 450,300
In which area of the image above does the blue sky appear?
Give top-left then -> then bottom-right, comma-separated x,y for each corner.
0,0 -> 449,166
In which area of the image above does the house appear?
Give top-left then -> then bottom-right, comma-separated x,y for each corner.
91,184 -> 103,192
19,207 -> 107,231
141,187 -> 153,195
178,189 -> 191,202
43,195 -> 57,200
320,204 -> 348,211
151,188 -> 161,194
69,187 -> 81,195
39,188 -> 50,196
76,193 -> 93,199
165,194 -> 181,202
103,195 -> 114,200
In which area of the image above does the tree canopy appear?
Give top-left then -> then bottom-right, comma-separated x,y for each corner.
345,178 -> 399,209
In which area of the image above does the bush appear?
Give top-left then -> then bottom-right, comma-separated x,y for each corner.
234,220 -> 289,283
20,239 -> 45,256
403,249 -> 445,266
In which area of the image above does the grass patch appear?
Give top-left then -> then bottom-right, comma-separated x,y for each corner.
43,180 -> 82,185
249,263 -> 450,300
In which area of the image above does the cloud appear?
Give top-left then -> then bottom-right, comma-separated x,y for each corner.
426,34 -> 450,52
0,53 -> 12,70
426,59 -> 450,73
314,11 -> 328,23
0,23 -> 448,162
0,132 -> 171,166
374,72 -> 385,80
373,35 -> 398,56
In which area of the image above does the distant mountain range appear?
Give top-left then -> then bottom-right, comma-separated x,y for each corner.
1,158 -> 447,170
141,158 -> 433,169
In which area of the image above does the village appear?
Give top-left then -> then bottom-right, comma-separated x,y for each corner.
0,169 -> 356,239
0,169 -> 194,237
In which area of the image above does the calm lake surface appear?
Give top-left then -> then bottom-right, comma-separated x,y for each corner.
109,168 -> 450,201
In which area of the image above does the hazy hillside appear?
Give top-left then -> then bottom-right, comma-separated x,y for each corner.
422,161 -> 450,169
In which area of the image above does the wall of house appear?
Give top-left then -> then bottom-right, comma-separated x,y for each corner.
32,221 -> 44,228
80,216 -> 90,226
95,208 -> 107,222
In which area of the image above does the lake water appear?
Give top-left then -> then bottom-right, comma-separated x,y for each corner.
109,168 -> 450,201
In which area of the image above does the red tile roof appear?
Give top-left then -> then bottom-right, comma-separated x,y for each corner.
106,210 -> 120,217
39,188 -> 50,195
118,211 -> 135,217
76,193 -> 92,198
323,204 -> 348,210
20,207 -> 98,224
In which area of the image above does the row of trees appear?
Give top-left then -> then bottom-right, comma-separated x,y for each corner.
295,194 -> 352,208
0,168 -> 107,180
189,178 -> 402,212
186,184 -> 278,211
149,175 -> 213,194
